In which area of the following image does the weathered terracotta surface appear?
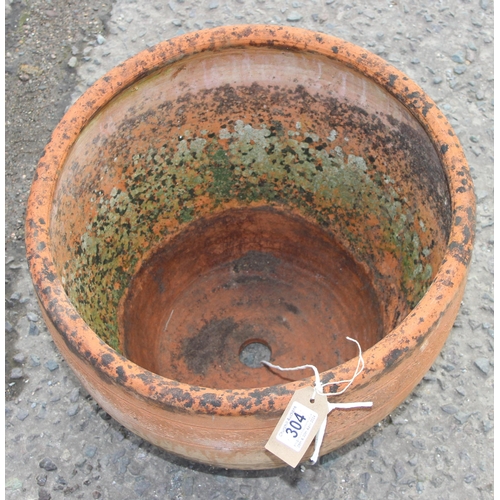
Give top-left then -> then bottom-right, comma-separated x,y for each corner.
26,25 -> 475,469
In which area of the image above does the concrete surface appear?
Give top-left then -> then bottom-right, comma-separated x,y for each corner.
5,0 -> 493,499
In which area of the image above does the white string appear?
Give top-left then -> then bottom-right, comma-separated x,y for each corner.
262,337 -> 366,397
262,337 -> 373,465
321,336 -> 365,396
163,309 -> 174,332
261,361 -> 323,398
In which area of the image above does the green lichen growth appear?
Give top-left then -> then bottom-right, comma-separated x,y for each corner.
62,120 -> 432,350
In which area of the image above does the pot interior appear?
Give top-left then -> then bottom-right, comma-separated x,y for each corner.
50,46 -> 452,389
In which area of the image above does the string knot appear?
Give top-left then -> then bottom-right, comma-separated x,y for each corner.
262,336 -> 373,465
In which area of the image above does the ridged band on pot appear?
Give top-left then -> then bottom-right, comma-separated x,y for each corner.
26,25 -> 475,469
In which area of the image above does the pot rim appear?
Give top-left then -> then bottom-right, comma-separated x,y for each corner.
25,24 -> 475,416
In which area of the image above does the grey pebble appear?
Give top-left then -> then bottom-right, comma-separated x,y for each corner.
36,474 -> 48,486
393,460 -> 406,480
67,403 -> 79,417
441,405 -> 458,415
84,445 -> 97,458
454,412 -> 470,424
466,50 -> 476,63
112,448 -> 126,462
45,360 -> 59,371
27,312 -> 39,322
209,1 -> 219,9
360,472 -> 370,489
412,439 -> 426,450
134,478 -> 151,496
96,34 -> 106,45
454,65 -> 467,75
482,420 -> 493,433
67,56 -> 77,68
416,481 -> 425,493
470,135 -> 480,143
474,357 -> 490,374
37,406 -> 47,419
39,457 -> 58,471
69,387 -> 80,403
172,18 -> 182,26
16,409 -> 29,421
476,90 -> 485,100
390,415 -> 407,425
464,473 -> 476,484
451,51 -> 465,63
10,292 -> 21,301
287,12 -> 303,22
128,460 -> 146,476
480,0 -> 489,9
6,320 -> 14,333
30,354 -> 41,367
118,456 -> 130,474
29,322 -> 40,336
38,488 -> 51,500
13,353 -> 25,364
456,387 -> 466,396
411,58 -> 420,64
55,474 -> 67,485
433,76 -> 442,84
10,367 -> 23,379
296,477 -> 311,495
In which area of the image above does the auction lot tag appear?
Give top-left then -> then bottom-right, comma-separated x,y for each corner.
265,387 -> 329,468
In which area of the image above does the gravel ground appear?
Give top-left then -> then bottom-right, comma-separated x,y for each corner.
5,1 -> 493,499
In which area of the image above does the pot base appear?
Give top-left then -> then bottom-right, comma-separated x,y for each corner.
120,206 -> 384,389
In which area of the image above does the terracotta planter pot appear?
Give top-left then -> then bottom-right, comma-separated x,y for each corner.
26,25 -> 475,469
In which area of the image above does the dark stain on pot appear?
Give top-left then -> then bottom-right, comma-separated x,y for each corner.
383,347 -> 409,369
232,250 -> 279,275
199,392 -> 222,408
101,353 -> 115,367
388,74 -> 398,87
182,317 -> 253,376
284,302 -> 299,314
115,365 -> 128,383
231,396 -> 253,411
162,387 -> 195,409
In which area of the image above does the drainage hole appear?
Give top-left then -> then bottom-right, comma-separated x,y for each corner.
239,340 -> 272,368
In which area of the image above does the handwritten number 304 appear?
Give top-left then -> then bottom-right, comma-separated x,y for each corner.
285,413 -> 306,438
